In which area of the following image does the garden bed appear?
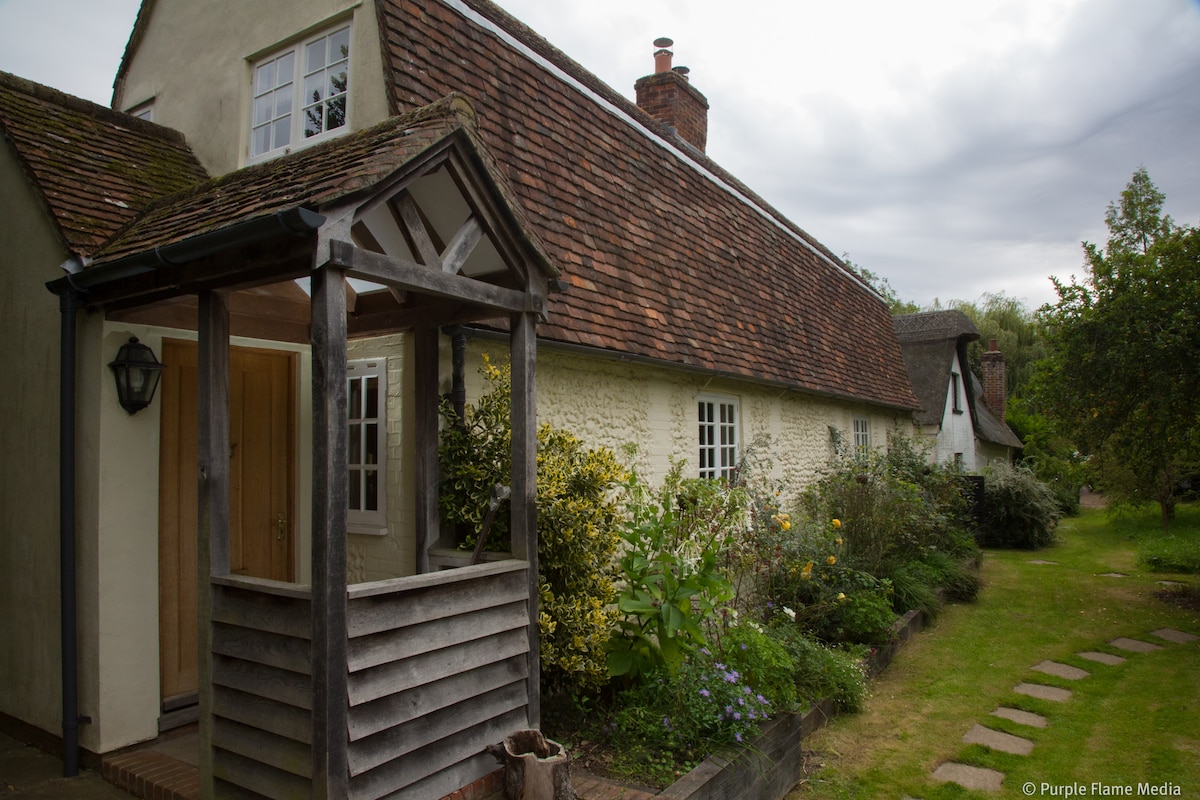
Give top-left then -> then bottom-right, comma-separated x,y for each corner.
588,608 -> 926,800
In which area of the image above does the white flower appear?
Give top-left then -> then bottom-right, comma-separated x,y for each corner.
783,606 -> 796,620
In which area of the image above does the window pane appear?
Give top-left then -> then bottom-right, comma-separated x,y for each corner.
305,72 -> 325,104
273,117 -> 290,148
330,27 -> 350,61
276,52 -> 295,85
365,469 -> 378,511
365,423 -> 378,464
303,105 -> 323,138
348,378 -> 362,420
306,37 -> 327,73
365,377 -> 378,418
348,470 -> 361,511
348,422 -> 362,464
255,61 -> 275,94
252,125 -> 271,156
253,94 -> 273,125
327,94 -> 346,130
274,86 -> 292,117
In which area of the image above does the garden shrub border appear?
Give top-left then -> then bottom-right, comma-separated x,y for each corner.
651,608 -> 925,800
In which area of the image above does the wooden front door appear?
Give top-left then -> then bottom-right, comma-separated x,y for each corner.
158,340 -> 296,706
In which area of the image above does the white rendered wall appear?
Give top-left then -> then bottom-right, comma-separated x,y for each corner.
934,351 -> 976,470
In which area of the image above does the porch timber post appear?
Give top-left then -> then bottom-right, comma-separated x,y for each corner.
310,264 -> 350,798
197,290 -> 231,799
509,310 -> 540,726
413,326 -> 439,574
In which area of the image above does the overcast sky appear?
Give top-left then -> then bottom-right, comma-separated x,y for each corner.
2,0 -> 1197,310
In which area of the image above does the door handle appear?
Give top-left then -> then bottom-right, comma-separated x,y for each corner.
275,512 -> 287,541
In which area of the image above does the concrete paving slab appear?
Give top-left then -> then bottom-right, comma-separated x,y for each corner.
1078,651 -> 1126,666
1150,628 -> 1198,644
1110,637 -> 1164,653
931,762 -> 1005,792
991,706 -> 1048,728
1014,682 -> 1072,702
962,724 -> 1034,755
1032,660 -> 1090,680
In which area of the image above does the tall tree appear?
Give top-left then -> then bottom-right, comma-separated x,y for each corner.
1034,168 -> 1200,528
952,293 -> 1046,399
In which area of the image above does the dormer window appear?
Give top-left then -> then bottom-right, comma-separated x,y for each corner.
250,24 -> 350,161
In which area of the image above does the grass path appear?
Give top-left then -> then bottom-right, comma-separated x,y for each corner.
788,506 -> 1200,799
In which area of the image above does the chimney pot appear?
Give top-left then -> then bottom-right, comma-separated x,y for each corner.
673,65 -> 690,81
653,47 -> 673,74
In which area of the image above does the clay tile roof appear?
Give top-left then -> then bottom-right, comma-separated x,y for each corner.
377,0 -> 918,409
92,93 -> 553,276
0,70 -> 206,258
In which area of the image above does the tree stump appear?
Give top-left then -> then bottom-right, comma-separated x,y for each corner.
488,729 -> 577,800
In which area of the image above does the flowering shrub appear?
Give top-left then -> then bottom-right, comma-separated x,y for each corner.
437,357 -> 623,696
608,462 -> 739,678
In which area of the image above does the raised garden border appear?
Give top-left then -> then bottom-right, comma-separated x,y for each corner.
656,608 -> 926,800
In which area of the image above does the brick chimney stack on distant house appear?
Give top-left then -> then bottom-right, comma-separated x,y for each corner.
981,339 -> 1007,421
635,37 -> 709,153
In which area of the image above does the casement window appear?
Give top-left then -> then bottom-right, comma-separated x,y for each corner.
250,24 -> 350,161
853,418 -> 871,457
698,395 -> 739,480
951,372 -> 963,413
347,359 -> 386,533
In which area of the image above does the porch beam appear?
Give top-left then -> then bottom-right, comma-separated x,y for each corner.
440,214 -> 483,275
310,265 -> 350,798
394,193 -> 444,269
328,240 -> 544,317
413,326 -> 439,574
197,290 -> 231,798
509,310 -> 540,727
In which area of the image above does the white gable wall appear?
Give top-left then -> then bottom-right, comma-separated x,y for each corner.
934,350 -> 976,470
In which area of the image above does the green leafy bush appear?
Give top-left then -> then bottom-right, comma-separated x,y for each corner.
1137,534 -> 1200,573
608,464 -> 739,678
767,619 -> 867,712
977,462 -> 1062,549
437,356 -> 623,696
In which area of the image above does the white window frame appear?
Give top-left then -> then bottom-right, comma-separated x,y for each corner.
249,23 -> 351,162
347,359 -> 387,534
853,418 -> 871,457
698,394 -> 739,480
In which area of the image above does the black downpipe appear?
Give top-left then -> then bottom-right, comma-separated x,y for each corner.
58,285 -> 82,777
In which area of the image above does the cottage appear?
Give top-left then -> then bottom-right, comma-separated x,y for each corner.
893,310 -> 1023,469
0,0 -> 919,797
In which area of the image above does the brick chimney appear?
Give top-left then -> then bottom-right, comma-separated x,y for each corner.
634,37 -> 709,153
980,339 -> 1007,422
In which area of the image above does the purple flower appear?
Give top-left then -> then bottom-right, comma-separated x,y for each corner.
757,694 -> 768,704
733,712 -> 742,720
663,716 -> 671,729
715,662 -> 726,671
725,705 -> 734,714
700,688 -> 710,698
738,698 -> 745,706
735,732 -> 743,742
741,643 -> 748,650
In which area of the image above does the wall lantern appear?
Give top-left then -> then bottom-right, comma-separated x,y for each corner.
108,337 -> 165,415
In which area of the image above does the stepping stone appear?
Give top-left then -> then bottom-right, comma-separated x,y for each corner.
1098,572 -> 1128,578
992,706 -> 1048,728
1027,560 -> 1058,565
962,724 -> 1034,755
1157,580 -> 1186,587
1110,637 -> 1164,653
1032,660 -> 1090,680
1150,628 -> 1199,644
931,762 -> 1005,792
1078,651 -> 1126,666
1014,682 -> 1072,702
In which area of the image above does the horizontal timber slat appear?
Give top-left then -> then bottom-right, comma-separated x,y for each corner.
347,655 -> 527,742
349,707 -> 527,800
214,717 -> 312,779
212,583 -> 311,640
349,679 -> 527,776
346,565 -> 527,638
214,746 -> 313,800
347,628 -> 528,706
213,621 -> 312,675
346,600 -> 526,672
213,654 -> 313,710
214,686 -> 313,745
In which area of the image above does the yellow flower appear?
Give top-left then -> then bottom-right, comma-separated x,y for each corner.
837,592 -> 846,601
826,555 -> 837,566
801,561 -> 814,580
781,520 -> 791,531
835,538 -> 843,546
831,519 -> 842,529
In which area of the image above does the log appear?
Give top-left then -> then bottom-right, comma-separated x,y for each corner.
487,729 -> 577,800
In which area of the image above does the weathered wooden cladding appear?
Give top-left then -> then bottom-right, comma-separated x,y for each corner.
204,560 -> 532,798
346,560 -> 532,799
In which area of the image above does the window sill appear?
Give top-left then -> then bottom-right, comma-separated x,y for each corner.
348,524 -> 388,536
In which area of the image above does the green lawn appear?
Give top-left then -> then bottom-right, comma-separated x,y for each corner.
788,504 -> 1200,800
